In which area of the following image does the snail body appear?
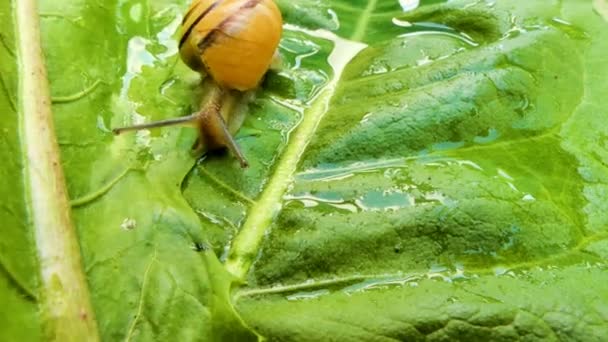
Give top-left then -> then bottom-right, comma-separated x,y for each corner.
114,0 -> 283,167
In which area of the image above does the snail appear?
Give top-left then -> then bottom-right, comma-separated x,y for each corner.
113,0 -> 283,168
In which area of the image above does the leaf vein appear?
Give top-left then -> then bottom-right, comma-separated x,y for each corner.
125,248 -> 157,342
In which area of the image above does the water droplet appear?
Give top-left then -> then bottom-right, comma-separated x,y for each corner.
552,17 -> 573,26
300,199 -> 319,208
284,192 -> 358,212
97,115 -> 110,133
392,18 -> 413,28
355,189 -> 415,212
155,13 -> 181,60
343,275 -> 421,294
159,78 -> 177,98
494,266 -> 508,276
399,0 -> 420,12
279,37 -> 322,70
360,112 -> 374,124
550,17 -> 589,39
121,36 -> 156,98
507,182 -> 519,192
474,128 -> 500,144
456,160 -> 484,171
497,169 -> 514,181
416,55 -> 432,66
522,194 -> 536,201
287,289 -> 330,301
423,191 -> 448,204
326,9 -> 340,30
130,3 -> 142,22
398,22 -> 480,47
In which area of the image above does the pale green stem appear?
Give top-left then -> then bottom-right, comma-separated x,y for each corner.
16,0 -> 100,340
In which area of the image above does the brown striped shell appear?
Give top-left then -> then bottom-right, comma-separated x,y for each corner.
179,0 -> 283,91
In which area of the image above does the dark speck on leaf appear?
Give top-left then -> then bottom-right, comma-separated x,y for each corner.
192,242 -> 208,252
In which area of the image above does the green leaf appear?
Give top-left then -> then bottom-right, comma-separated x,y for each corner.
233,0 -> 608,340
3,0 -> 256,340
1,0 -> 607,341
38,0 -> 258,341
0,2 -> 41,341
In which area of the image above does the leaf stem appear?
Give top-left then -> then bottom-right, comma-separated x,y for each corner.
224,29 -> 366,280
16,0 -> 100,340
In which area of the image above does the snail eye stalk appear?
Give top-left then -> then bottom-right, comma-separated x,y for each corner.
112,115 -> 197,135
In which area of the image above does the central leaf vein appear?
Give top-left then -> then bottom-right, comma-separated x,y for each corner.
224,28 -> 366,280
350,0 -> 378,41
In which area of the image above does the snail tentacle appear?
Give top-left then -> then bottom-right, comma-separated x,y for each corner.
112,114 -> 198,135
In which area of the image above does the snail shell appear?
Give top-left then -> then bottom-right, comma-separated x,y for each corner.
179,0 -> 283,91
